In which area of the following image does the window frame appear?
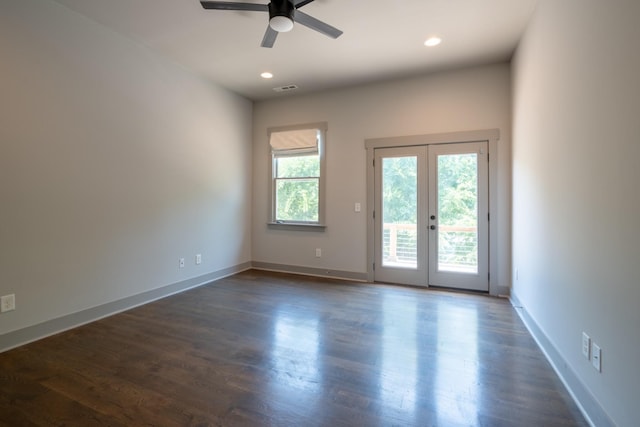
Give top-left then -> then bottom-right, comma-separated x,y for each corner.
268,122 -> 327,230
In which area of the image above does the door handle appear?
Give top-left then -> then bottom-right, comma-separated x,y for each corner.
430,225 -> 436,230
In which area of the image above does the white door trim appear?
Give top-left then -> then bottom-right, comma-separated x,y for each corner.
365,129 -> 500,295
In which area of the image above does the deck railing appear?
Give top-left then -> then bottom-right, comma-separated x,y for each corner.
383,223 -> 478,272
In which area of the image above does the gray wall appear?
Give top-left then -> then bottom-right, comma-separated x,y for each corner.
512,0 -> 640,425
6,0 -> 637,423
252,64 -> 512,289
0,0 -> 253,336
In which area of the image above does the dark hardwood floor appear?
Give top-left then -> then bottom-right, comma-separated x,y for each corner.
0,270 -> 587,426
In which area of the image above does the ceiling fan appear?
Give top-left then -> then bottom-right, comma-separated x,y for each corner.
200,0 -> 343,48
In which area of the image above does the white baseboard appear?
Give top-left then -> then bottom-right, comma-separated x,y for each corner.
251,261 -> 368,282
0,262 -> 252,354
510,292 -> 615,427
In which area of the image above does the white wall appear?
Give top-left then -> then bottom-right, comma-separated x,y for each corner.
253,64 -> 512,288
512,0 -> 640,425
0,0 -> 253,336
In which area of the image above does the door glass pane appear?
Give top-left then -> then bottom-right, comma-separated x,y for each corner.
437,153 -> 478,273
382,156 -> 417,269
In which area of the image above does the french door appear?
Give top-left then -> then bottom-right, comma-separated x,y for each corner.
373,142 -> 489,291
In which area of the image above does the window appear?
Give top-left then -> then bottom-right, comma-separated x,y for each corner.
269,123 -> 327,227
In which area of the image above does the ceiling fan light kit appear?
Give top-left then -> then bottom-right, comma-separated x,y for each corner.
200,0 -> 343,47
269,16 -> 294,32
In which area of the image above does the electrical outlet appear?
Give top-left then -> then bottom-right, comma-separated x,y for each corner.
355,202 -> 361,212
1,294 -> 16,313
315,248 -> 322,258
179,258 -> 185,268
592,343 -> 602,372
582,332 -> 591,359
196,254 -> 202,265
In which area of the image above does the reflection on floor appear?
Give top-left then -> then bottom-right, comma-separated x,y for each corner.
0,270 -> 588,426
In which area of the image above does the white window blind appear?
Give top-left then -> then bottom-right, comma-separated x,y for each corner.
269,128 -> 319,156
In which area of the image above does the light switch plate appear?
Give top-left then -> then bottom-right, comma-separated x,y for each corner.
592,343 -> 602,372
582,332 -> 591,359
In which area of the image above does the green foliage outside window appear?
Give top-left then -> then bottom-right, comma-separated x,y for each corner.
381,154 -> 478,225
275,154 -> 320,222
381,153 -> 479,269
382,156 -> 418,224
438,153 -> 478,269
438,154 -> 478,227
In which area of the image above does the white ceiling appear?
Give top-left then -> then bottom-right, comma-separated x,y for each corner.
52,0 -> 538,101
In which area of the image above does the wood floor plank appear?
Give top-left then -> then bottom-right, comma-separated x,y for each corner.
0,270 -> 588,426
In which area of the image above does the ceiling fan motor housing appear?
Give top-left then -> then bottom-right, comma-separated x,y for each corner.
200,0 -> 341,47
268,0 -> 295,32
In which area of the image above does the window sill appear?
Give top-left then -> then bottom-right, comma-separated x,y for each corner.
267,222 -> 326,231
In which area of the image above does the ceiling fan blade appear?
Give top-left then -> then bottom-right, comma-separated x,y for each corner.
292,0 -> 315,8
293,10 -> 343,39
200,1 -> 268,12
261,25 -> 278,48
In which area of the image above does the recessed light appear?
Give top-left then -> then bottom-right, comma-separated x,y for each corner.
261,72 -> 274,79
424,37 -> 442,47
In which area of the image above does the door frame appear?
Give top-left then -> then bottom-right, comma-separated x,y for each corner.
365,129 -> 501,295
